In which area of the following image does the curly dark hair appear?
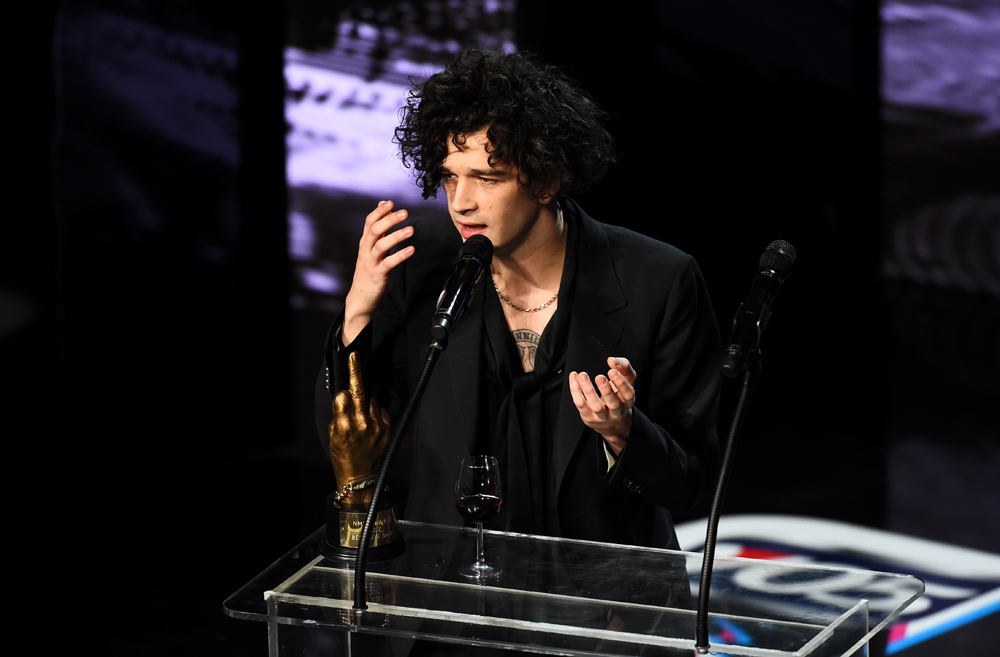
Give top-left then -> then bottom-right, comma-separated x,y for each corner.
395,50 -> 616,200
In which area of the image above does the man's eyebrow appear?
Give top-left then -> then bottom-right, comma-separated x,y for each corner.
441,165 -> 512,177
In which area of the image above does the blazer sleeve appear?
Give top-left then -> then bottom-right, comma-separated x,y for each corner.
313,316 -> 370,457
607,254 -> 722,513
314,216 -> 455,463
313,261 -> 412,461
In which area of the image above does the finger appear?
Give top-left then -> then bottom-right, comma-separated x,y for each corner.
595,375 -> 621,411
577,373 -> 607,416
568,372 -> 588,409
333,390 -> 351,417
368,209 -> 409,245
347,351 -> 368,413
371,399 -> 391,448
364,200 -> 394,229
360,204 -> 405,251
378,244 -> 416,273
608,368 -> 636,403
370,224 -> 414,262
332,391 -> 354,436
359,201 -> 393,247
608,356 -> 637,384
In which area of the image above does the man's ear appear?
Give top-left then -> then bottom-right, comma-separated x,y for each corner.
539,181 -> 560,204
539,167 -> 563,203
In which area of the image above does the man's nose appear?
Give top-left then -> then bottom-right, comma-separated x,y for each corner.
450,177 -> 476,215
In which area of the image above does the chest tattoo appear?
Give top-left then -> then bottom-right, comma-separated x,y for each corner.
512,328 -> 541,372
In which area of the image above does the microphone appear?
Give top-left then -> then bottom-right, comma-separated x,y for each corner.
721,240 -> 797,378
430,235 -> 494,342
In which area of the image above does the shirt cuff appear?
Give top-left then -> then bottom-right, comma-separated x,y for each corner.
602,439 -> 617,471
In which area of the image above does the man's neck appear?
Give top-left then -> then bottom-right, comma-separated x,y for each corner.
491,202 -> 567,296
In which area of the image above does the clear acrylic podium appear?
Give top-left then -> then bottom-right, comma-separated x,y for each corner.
224,520 -> 924,656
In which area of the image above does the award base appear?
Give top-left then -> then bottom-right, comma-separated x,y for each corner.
319,490 -> 405,562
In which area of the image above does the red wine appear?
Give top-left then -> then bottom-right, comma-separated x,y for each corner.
456,494 -> 502,523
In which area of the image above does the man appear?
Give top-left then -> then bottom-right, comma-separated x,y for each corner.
318,50 -> 721,549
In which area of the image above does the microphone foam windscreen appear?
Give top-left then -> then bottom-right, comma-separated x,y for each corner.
461,234 -> 494,265
760,240 -> 797,276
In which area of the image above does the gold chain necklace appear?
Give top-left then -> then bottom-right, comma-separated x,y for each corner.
492,202 -> 562,313
493,280 -> 558,313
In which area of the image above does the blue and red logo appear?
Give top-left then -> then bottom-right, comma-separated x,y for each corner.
676,515 -> 1000,653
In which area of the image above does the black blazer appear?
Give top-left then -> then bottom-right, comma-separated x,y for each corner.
316,199 -> 722,548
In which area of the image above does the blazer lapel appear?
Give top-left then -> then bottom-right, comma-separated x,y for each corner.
553,205 -> 627,496
423,276 -> 485,455
407,262 -> 485,524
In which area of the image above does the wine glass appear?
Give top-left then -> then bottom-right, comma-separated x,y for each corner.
455,455 -> 503,580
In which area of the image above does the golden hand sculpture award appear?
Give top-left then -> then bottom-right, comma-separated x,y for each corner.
321,351 -> 404,561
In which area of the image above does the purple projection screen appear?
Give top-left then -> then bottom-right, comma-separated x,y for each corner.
284,1 -> 517,315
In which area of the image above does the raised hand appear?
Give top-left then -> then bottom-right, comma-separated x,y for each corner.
342,200 -> 415,346
329,351 -> 392,505
568,356 -> 637,455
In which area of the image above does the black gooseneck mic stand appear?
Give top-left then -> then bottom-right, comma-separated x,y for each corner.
352,235 -> 493,617
695,349 -> 760,653
353,339 -> 443,615
695,240 -> 796,654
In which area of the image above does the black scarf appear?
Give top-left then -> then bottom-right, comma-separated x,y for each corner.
480,218 -> 579,536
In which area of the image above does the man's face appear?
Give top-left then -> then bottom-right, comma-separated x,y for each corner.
441,128 -> 552,254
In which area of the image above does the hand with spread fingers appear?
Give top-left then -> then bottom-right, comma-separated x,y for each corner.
342,200 -> 416,347
568,356 -> 637,455
329,351 -> 392,506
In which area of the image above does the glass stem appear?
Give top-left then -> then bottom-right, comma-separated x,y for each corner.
476,521 -> 485,565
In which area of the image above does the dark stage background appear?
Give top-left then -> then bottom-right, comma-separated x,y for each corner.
6,1 -> 996,655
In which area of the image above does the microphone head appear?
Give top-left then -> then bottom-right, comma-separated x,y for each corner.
460,234 -> 494,266
760,240 -> 796,277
